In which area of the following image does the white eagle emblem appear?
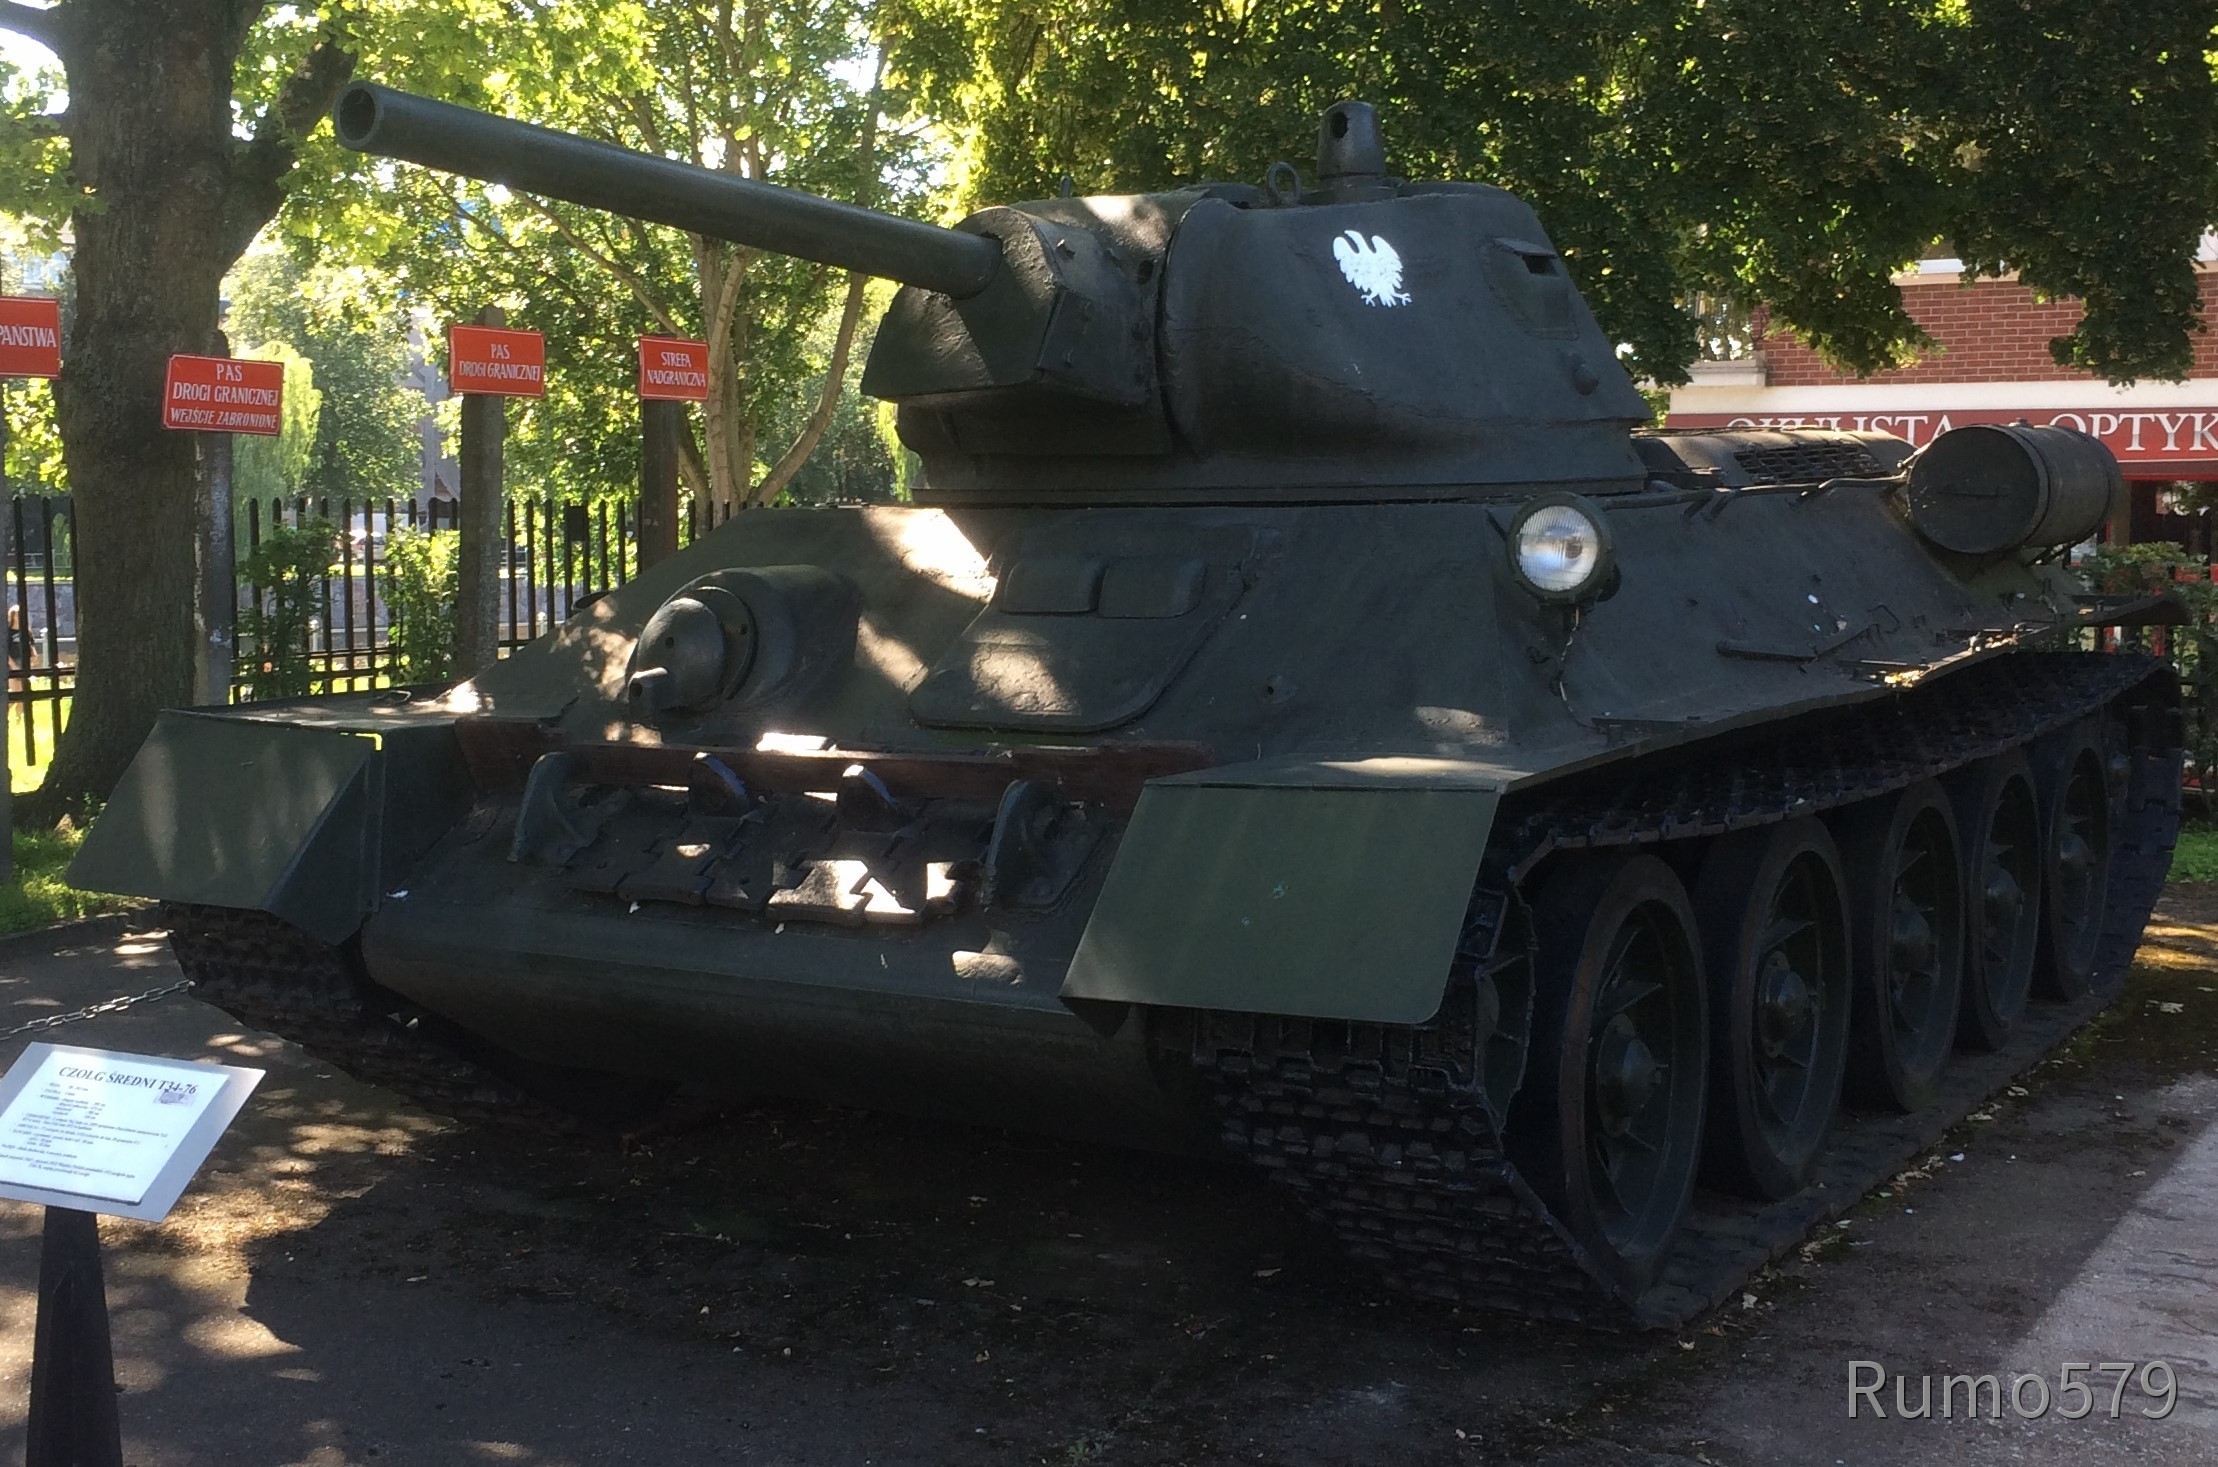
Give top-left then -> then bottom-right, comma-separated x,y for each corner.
1332,230 -> 1409,307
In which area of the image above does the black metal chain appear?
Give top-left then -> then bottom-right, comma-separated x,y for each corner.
0,979 -> 197,1043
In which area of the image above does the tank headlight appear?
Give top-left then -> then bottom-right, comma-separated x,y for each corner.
1508,493 -> 1615,603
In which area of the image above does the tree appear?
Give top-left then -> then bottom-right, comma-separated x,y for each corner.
885,0 -> 2218,385
228,340 -> 321,505
0,0 -> 354,821
292,0 -> 926,518
227,239 -> 421,504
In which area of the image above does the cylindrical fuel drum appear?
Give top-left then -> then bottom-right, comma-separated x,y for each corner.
1906,423 -> 2122,556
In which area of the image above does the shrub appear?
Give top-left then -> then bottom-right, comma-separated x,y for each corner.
2080,542 -> 2218,817
237,519 -> 338,700
381,525 -> 460,686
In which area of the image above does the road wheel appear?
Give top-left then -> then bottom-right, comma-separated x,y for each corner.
1948,751 -> 2043,1050
2034,726 -> 2112,1001
1509,853 -> 1708,1298
1693,818 -> 1852,1200
1840,781 -> 1965,1113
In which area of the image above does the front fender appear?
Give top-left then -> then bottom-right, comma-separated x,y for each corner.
70,705 -> 471,946
1060,758 -> 1503,1024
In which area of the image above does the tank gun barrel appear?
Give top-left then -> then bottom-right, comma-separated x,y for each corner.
333,83 -> 1001,300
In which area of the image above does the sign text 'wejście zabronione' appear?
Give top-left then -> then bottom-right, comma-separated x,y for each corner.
161,354 -> 286,435
0,1044 -> 263,1222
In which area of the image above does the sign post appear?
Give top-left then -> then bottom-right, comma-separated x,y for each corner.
0,295 -> 62,878
637,335 -> 710,570
162,351 -> 283,706
0,1043 -> 263,1467
28,1207 -> 119,1467
448,310 -> 544,671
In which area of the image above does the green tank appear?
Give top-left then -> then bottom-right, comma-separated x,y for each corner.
73,85 -> 2183,1327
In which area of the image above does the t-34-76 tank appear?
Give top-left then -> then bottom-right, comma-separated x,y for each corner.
74,84 -> 2184,1326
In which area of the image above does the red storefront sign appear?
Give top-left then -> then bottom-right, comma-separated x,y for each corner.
638,335 -> 711,401
0,296 -> 60,378
1668,407 -> 2218,477
448,323 -> 546,396
162,354 -> 284,435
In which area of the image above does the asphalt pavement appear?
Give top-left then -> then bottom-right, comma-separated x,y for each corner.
1,899 -> 2215,1467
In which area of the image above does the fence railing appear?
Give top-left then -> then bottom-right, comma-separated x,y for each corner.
7,489 -> 737,767
8,494 -> 74,767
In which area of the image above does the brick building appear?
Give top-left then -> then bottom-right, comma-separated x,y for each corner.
1666,245 -> 2218,552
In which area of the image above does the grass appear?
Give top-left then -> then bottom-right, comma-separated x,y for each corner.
8,696 -> 66,794
0,824 -> 138,937
2171,826 -> 2218,883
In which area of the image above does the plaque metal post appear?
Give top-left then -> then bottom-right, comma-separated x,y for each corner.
25,1206 -> 123,1467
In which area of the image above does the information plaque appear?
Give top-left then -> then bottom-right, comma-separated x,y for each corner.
0,1044 -> 262,1222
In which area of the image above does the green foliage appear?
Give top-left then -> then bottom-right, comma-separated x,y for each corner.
2081,540 -> 2204,596
885,0 -> 2218,385
381,525 -> 460,685
231,342 -> 324,501
227,241 -> 423,502
0,824 -> 138,937
2082,542 -> 2218,814
279,0 -> 922,510
3,375 -> 63,495
2171,827 -> 2218,883
238,518 -> 340,700
0,212 -> 67,495
4,0 -> 2211,535
761,312 -> 900,504
0,53 -> 75,243
1946,1 -> 2218,384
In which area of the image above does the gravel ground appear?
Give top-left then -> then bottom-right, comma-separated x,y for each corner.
1,894 -> 2215,1467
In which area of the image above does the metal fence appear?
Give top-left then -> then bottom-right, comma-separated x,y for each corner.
7,490 -> 737,766
7,494 -> 74,766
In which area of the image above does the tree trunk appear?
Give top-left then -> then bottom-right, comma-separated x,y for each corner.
8,1 -> 352,823
454,309 -> 507,674
697,238 -> 750,518
27,2 -> 246,821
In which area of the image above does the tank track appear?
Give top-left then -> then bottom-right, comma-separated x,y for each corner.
1192,650 -> 2182,1328
164,904 -> 556,1128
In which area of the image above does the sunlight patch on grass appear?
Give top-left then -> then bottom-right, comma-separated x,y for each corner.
7,696 -> 66,794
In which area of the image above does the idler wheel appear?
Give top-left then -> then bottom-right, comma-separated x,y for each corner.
1508,853 -> 1707,1297
2033,725 -> 2113,1001
1839,780 -> 1966,1112
1693,817 -> 1852,1200
1947,751 -> 2044,1049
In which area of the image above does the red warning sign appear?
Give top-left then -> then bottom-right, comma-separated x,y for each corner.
162,355 -> 284,435
448,323 -> 546,397
638,335 -> 711,401
0,296 -> 61,379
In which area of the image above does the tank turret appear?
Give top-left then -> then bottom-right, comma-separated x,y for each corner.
335,84 -> 1651,501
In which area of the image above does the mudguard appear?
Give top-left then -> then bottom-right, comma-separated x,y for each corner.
69,706 -> 471,945
1060,758 -> 1504,1024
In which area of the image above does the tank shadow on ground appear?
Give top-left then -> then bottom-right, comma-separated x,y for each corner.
2,907 -> 2215,1466
230,966 -> 2218,1463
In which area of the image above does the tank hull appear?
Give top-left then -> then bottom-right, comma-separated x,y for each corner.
357,871 -> 1217,1153
153,640 -> 2182,1327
